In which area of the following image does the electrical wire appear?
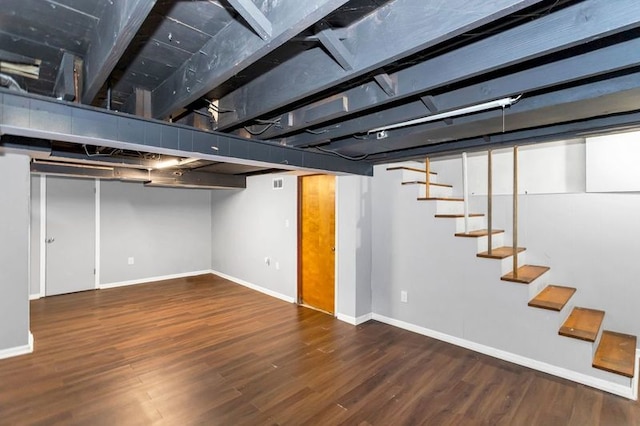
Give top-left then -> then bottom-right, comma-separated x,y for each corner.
243,122 -> 277,135
315,146 -> 369,161
304,128 -> 329,135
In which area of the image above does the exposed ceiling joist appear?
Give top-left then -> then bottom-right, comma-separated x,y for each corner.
294,34 -> 640,149
82,0 -> 157,104
347,71 -> 640,157
215,0 -> 543,130
371,110 -> 640,162
150,0 -> 351,120
315,21 -> 354,71
261,0 -> 640,142
226,0 -> 273,41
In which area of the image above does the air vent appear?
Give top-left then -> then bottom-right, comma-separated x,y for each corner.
272,177 -> 284,190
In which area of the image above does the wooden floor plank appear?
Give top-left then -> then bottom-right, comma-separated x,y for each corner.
477,246 -> 526,259
0,274 -> 638,424
593,331 -> 637,378
559,307 -> 605,342
501,265 -> 550,284
435,213 -> 484,218
528,285 -> 577,311
454,229 -> 504,238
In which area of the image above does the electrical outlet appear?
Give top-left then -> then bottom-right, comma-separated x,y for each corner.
128,257 -> 134,265
400,290 -> 408,303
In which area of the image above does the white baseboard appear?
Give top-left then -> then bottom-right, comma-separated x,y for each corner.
0,332 -> 34,360
337,312 -> 373,325
210,269 -> 296,304
29,293 -> 42,301
99,270 -> 212,290
372,313 -> 637,400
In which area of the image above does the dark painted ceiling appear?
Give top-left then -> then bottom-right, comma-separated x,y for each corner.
2,0 -> 640,180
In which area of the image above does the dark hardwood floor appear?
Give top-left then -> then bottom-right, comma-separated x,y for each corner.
1,274 -> 638,425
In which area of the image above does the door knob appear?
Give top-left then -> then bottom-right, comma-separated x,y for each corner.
331,246 -> 335,252
46,238 -> 55,244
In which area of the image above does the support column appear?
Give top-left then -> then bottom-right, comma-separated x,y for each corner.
0,152 -> 32,358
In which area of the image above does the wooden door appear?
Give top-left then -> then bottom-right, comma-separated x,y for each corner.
299,174 -> 335,313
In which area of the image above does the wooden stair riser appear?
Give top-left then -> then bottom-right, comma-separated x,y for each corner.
418,184 -> 453,198
498,251 -> 528,276
527,272 -> 552,301
476,233 -> 505,253
400,168 -> 438,184
451,216 -> 486,234
434,199 -> 465,215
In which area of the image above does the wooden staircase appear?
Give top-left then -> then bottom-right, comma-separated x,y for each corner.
388,163 -> 638,383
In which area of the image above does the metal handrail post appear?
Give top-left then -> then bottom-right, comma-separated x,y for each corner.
513,146 -> 519,278
462,152 -> 469,234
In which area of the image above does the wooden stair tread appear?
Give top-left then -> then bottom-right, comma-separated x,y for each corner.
477,246 -> 526,259
528,285 -> 576,311
501,265 -> 550,284
401,181 -> 452,188
558,307 -> 605,342
593,331 -> 637,378
418,197 -> 464,202
455,229 -> 504,238
435,213 -> 484,218
387,166 -> 436,175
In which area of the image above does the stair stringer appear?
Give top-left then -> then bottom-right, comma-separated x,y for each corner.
372,163 -> 633,395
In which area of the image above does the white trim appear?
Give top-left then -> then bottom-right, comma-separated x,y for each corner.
0,332 -> 34,360
211,269 -> 296,304
95,179 -> 100,288
29,293 -> 41,301
334,176 -> 340,316
99,270 -> 212,290
632,350 -> 640,401
372,313 -> 637,400
39,175 -> 46,298
337,312 -> 373,326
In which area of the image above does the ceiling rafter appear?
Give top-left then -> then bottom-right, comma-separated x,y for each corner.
215,0 -> 544,130
315,21 -> 354,71
287,32 -> 640,148
226,0 -> 272,40
150,0 -> 351,120
258,0 -> 640,143
82,0 -> 157,104
340,71 -> 640,157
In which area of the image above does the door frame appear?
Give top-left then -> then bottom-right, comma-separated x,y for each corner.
40,176 -> 100,297
296,174 -> 339,314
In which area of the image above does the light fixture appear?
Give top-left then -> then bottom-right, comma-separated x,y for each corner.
154,157 -> 199,170
369,95 -> 522,137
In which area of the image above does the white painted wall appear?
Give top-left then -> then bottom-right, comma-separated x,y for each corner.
210,174 -> 298,302
586,130 -> 640,192
29,178 -> 213,295
29,175 -> 41,297
336,175 -> 373,322
0,153 -> 31,352
371,135 -> 640,392
434,139 -> 586,196
100,181 -> 212,285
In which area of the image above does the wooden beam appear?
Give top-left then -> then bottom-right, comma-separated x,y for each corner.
151,0 -> 350,120
54,52 -> 76,101
373,73 -> 396,97
260,0 -> 640,142
216,0 -> 543,130
81,0 -> 156,104
227,0 -> 272,40
316,22 -> 354,71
